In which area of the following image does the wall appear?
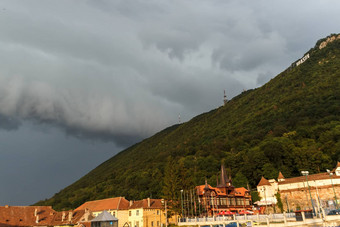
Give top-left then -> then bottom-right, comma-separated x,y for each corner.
280,185 -> 340,211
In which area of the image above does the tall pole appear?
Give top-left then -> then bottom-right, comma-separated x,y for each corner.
327,169 -> 338,209
165,200 -> 168,227
302,177 -> 310,209
301,171 -> 314,215
263,186 -> 268,214
181,190 -> 184,217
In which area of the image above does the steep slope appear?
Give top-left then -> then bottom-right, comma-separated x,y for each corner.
36,34 -> 340,210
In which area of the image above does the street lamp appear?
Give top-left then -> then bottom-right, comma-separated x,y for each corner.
161,199 -> 167,227
180,190 -> 184,217
301,171 -> 314,214
326,169 -> 338,209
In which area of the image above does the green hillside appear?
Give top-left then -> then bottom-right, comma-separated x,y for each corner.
36,34 -> 340,211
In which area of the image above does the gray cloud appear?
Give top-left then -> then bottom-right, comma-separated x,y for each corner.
0,114 -> 21,131
1,0 -> 340,205
1,0 -> 340,146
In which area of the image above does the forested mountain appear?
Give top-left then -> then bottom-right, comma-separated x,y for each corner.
36,34 -> 340,211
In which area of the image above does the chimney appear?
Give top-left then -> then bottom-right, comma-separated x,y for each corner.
68,211 -> 73,222
85,208 -> 90,222
62,212 -> 66,221
34,208 -> 38,216
129,200 -> 133,206
5,205 -> 9,208
147,198 -> 151,208
36,215 -> 39,224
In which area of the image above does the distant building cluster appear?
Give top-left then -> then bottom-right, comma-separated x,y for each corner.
256,162 -> 340,213
0,198 -> 167,227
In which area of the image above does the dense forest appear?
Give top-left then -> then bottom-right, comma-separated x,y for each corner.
36,34 -> 340,211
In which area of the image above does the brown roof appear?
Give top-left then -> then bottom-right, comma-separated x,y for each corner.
75,197 -> 130,212
278,172 -> 340,185
129,199 -> 164,209
234,187 -> 249,197
257,176 -> 271,186
278,172 -> 285,179
0,206 -> 85,226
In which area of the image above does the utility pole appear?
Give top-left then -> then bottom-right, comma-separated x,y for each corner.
301,171 -> 315,215
327,169 -> 338,209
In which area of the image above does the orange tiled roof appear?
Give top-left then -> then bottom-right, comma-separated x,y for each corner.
129,199 -> 164,209
234,187 -> 249,197
278,172 -> 285,179
257,176 -> 271,186
196,184 -> 215,196
0,206 -> 85,226
278,172 -> 340,185
75,197 -> 129,211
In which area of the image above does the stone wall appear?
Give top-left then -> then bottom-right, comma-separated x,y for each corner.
280,185 -> 340,211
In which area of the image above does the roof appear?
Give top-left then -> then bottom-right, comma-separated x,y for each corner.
75,197 -> 130,211
278,172 -> 340,185
0,206 -> 85,226
234,187 -> 249,197
278,172 -> 285,179
0,206 -> 55,226
129,199 -> 164,209
91,210 -> 118,222
257,176 -> 271,186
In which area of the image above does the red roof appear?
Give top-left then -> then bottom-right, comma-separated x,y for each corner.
278,172 -> 285,179
0,206 -> 85,226
129,199 -> 164,209
75,197 -> 129,211
196,185 -> 228,196
234,187 -> 249,197
278,172 -> 340,185
257,176 -> 271,186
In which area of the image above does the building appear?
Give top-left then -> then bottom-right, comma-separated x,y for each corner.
75,197 -> 166,227
196,165 -> 252,216
256,162 -> 340,211
128,198 -> 166,227
0,205 -> 90,227
75,197 -> 130,227
91,210 -> 118,227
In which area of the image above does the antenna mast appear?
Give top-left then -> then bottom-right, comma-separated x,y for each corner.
223,90 -> 228,105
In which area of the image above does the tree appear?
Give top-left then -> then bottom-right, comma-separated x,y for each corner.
233,172 -> 248,188
162,157 -> 182,216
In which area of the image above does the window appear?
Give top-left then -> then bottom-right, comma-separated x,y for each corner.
157,210 -> 159,215
129,211 -> 131,216
136,221 -> 139,227
113,211 -> 116,217
151,221 -> 154,227
157,221 -> 160,227
136,210 -> 139,216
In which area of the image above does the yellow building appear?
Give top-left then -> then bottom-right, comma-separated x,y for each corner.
128,198 -> 166,227
75,197 -> 130,227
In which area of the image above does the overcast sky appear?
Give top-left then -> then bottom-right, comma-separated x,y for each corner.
0,0 -> 339,206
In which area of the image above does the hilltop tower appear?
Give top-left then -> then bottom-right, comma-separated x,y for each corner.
223,90 -> 228,105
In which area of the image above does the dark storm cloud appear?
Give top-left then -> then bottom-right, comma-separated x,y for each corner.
0,0 -> 340,144
1,0 -> 340,207
0,114 -> 21,131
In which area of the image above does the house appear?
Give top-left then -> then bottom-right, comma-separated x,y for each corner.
0,205 -> 89,227
90,210 -> 118,227
196,165 -> 252,216
128,198 -> 166,227
256,161 -> 340,211
75,197 -> 129,227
